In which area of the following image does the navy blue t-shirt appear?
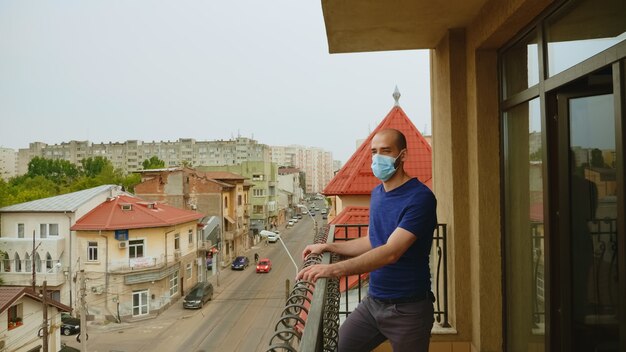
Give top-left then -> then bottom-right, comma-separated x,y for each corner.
368,178 -> 437,299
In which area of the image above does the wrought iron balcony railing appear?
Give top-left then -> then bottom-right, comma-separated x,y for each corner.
265,222 -> 449,351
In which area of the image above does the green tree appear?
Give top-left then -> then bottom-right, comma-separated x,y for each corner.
142,156 -> 165,170
80,156 -> 112,178
27,157 -> 80,185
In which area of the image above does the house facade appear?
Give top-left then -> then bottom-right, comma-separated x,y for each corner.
320,0 -> 625,350
0,287 -> 70,352
71,195 -> 203,322
0,185 -> 125,308
199,161 -> 279,234
134,167 -> 252,265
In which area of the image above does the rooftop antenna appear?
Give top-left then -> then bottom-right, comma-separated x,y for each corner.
393,86 -> 401,107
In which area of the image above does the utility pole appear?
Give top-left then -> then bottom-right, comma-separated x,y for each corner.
79,270 -> 88,352
42,280 -> 48,352
32,230 -> 36,292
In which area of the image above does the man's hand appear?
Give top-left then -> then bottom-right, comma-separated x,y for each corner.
301,243 -> 327,260
296,263 -> 338,282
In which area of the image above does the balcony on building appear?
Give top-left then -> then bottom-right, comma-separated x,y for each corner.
265,223 -> 450,351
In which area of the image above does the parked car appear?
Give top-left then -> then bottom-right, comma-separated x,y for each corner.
310,212 -> 316,216
292,217 -> 299,223
287,220 -> 295,227
267,232 -> 280,243
183,282 -> 214,309
256,258 -> 272,273
297,214 -> 303,219
231,256 -> 250,270
322,214 -> 328,220
321,209 -> 327,214
61,313 -> 81,336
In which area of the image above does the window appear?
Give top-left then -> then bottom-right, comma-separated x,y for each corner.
253,189 -> 265,197
224,196 -> 228,208
132,290 -> 149,316
169,271 -> 178,296
186,263 -> 192,278
14,253 -> 21,272
129,240 -> 144,259
7,304 -> 23,330
39,224 -> 59,238
17,224 -> 24,238
253,205 -> 264,214
238,195 -> 242,206
174,234 -> 180,250
88,242 -> 98,261
188,229 -> 193,246
252,174 -> 265,181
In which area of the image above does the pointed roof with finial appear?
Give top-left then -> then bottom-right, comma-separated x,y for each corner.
323,87 -> 432,195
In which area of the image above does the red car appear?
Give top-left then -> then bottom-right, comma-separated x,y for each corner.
256,258 -> 272,273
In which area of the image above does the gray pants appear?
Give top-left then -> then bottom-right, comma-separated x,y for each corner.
338,296 -> 434,352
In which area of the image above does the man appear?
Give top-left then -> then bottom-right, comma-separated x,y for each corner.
296,128 -> 437,352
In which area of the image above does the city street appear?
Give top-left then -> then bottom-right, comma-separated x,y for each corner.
61,208 -> 325,352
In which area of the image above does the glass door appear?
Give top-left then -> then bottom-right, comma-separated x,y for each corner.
552,65 -> 623,351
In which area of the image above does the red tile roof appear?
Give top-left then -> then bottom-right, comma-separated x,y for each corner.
71,195 -> 203,231
323,106 -> 432,195
329,206 -> 371,292
330,206 -> 370,240
0,287 -> 71,314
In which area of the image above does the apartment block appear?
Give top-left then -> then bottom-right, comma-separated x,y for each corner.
270,145 -> 334,194
0,147 -> 17,180
16,137 -> 271,175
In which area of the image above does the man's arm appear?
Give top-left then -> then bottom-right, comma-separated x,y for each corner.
301,234 -> 371,260
296,227 -> 416,282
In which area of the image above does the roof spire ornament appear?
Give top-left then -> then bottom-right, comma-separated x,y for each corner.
393,86 -> 401,107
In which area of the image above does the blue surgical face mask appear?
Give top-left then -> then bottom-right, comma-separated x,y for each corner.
371,150 -> 405,182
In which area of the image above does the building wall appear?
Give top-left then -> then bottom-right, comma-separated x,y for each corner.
76,221 -> 199,321
1,299 -> 63,352
0,147 -> 17,180
429,0 -> 554,351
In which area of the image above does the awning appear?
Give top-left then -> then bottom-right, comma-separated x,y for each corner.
224,215 -> 235,224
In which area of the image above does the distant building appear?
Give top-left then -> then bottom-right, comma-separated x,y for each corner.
277,167 -> 305,219
134,167 -> 253,263
199,161 -> 278,233
16,137 -> 271,175
270,145 -> 334,194
0,147 -> 17,180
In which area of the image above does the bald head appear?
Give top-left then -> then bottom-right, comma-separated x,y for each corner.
376,129 -> 407,151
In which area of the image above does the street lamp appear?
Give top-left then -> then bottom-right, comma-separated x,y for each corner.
296,204 -> 318,236
259,230 -> 299,277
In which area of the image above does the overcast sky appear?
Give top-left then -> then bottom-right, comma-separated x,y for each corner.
0,1 -> 430,164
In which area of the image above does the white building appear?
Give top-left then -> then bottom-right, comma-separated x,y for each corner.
0,185 -> 126,308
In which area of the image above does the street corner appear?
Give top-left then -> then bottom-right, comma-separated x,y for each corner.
86,319 -> 132,333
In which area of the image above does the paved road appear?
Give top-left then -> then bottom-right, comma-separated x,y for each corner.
62,207 -> 325,352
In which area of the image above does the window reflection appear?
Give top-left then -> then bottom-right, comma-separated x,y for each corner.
546,0 -> 626,76
504,98 -> 545,351
502,30 -> 540,98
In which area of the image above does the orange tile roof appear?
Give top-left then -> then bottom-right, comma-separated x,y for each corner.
71,195 -> 203,231
323,106 -> 432,195
329,206 -> 371,292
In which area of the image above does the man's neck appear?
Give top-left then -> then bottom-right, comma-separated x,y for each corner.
382,169 -> 411,192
